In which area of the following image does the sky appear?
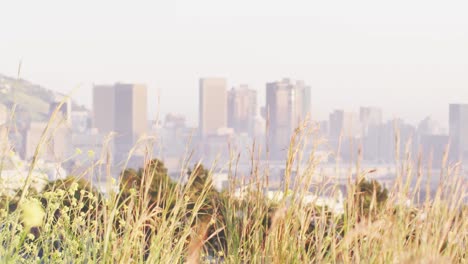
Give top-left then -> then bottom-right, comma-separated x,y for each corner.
1,0 -> 468,128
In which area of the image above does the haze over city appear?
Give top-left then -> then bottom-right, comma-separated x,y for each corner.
1,1 -> 468,262
1,0 -> 468,126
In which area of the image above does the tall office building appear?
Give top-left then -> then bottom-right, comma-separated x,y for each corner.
227,85 -> 257,136
265,78 -> 308,159
360,107 -> 383,161
199,78 -> 227,137
360,107 -> 382,136
93,83 -> 148,158
114,83 -> 148,154
297,81 -> 312,118
329,110 -> 360,140
449,104 -> 468,163
417,116 -> 443,136
93,85 -> 115,134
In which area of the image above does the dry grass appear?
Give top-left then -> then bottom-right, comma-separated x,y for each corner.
0,109 -> 466,263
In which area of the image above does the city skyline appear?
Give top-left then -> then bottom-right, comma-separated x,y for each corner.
1,1 -> 468,126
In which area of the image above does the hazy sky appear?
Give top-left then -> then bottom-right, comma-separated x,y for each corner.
1,0 -> 468,128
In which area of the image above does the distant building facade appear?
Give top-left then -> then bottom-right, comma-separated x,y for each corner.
266,78 -> 309,159
420,134 -> 449,168
93,85 -> 115,134
227,85 -> 257,136
92,83 -> 148,161
360,107 -> 382,136
360,107 -> 383,162
449,104 -> 468,164
199,78 -> 227,137
329,110 -> 360,140
25,121 -> 72,162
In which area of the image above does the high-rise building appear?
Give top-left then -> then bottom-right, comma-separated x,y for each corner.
449,104 -> 468,163
227,85 -> 257,136
329,110 -> 345,141
199,78 -> 227,137
418,116 -> 443,136
329,110 -> 360,140
359,107 -> 382,136
265,78 -> 309,159
93,85 -> 115,134
92,83 -> 148,159
113,83 -> 148,156
420,134 -> 449,168
297,81 -> 312,118
360,107 -> 383,162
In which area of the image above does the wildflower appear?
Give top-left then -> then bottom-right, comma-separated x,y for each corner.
209,217 -> 216,225
75,148 -> 83,155
20,199 -> 45,229
87,150 -> 95,158
56,189 -> 66,197
27,233 -> 36,240
69,182 -> 79,195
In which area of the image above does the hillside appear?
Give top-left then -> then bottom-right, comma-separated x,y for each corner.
0,74 -> 86,122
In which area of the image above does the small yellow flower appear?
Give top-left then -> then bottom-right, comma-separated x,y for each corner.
87,150 -> 95,158
20,199 -> 45,229
69,182 -> 79,195
75,148 -> 83,155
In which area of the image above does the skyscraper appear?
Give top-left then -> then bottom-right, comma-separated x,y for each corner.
93,85 -> 115,134
227,85 -> 257,136
329,110 -> 360,140
297,81 -> 312,118
199,78 -> 227,137
359,107 -> 382,137
360,107 -> 383,161
114,83 -> 148,155
266,78 -> 308,159
449,104 -> 468,163
92,83 -> 148,159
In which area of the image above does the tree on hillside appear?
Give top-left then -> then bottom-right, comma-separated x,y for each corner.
119,159 -> 175,211
353,179 -> 388,219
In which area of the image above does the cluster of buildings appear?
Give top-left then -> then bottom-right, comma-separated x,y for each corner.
1,77 -> 467,187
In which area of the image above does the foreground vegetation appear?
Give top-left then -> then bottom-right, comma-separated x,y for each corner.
0,150 -> 467,263
0,110 -> 466,263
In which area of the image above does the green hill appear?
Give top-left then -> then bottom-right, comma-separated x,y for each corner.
0,74 -> 86,122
